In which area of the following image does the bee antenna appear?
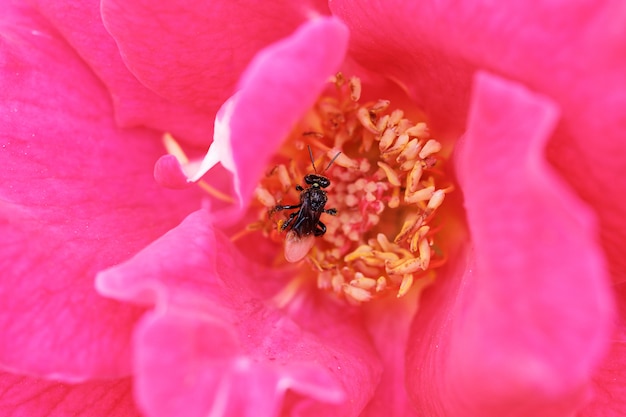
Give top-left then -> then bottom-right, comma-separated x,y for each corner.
323,151 -> 342,173
307,145 -> 318,173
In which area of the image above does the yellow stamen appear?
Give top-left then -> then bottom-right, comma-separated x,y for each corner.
350,274 -> 378,290
379,128 -> 396,152
419,139 -> 443,159
162,132 -> 189,164
397,274 -> 414,298
385,257 -> 424,275
376,115 -> 390,133
377,161 -> 401,187
405,186 -> 435,204
371,99 -> 391,113
410,225 -> 430,253
404,122 -> 430,139
162,133 -> 235,204
356,107 -> 379,134
383,133 -> 409,156
407,163 -> 424,193
343,284 -> 373,303
229,222 -> 262,243
419,238 -> 432,270
254,187 -> 276,207
427,189 -> 446,212
388,109 -> 404,126
250,73 -> 451,303
349,76 -> 362,102
197,180 -> 235,204
396,138 -> 421,163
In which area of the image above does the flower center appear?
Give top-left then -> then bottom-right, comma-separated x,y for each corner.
251,74 -> 451,304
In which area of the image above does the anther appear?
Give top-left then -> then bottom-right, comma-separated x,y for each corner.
276,164 -> 292,191
404,122 -> 430,139
405,185 -> 435,204
419,139 -> 442,159
388,188 -> 400,208
376,233 -> 394,252
395,213 -> 422,243
377,161 -> 401,187
383,133 -> 409,156
379,128 -> 397,152
344,245 -> 374,262
407,163 -> 424,193
419,238 -> 431,270
350,275 -> 377,290
376,276 -> 387,292
357,107 -> 379,134
388,109 -> 404,126
385,257 -> 424,275
426,189 -> 446,212
349,76 -> 362,102
330,151 -> 360,170
255,187 -> 276,207
397,274 -> 414,298
370,100 -> 391,113
343,284 -> 373,303
396,138 -> 421,164
376,115 -> 390,132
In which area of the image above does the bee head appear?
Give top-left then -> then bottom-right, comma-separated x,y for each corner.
304,174 -> 330,188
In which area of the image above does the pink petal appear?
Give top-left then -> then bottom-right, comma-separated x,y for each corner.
0,3 -> 201,379
330,0 -> 626,283
192,17 -> 349,206
97,209 -> 382,417
579,338 -> 626,417
153,154 -> 193,189
95,209 -> 262,307
0,372 -> 139,417
32,0 -> 215,146
98,0 -> 330,145
329,0 -> 474,139
134,310 -> 348,417
406,73 -> 614,416
359,292 -> 421,417
579,284 -> 626,417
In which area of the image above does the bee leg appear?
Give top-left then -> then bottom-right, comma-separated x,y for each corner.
274,203 -> 301,212
314,220 -> 327,237
325,208 -> 337,216
291,213 -> 312,233
295,184 -> 304,191
281,211 -> 299,231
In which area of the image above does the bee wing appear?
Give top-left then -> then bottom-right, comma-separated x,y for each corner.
284,231 -> 316,263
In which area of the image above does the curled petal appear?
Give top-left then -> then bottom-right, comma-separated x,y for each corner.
406,72 -> 614,416
154,154 -> 193,189
191,17 -> 349,205
331,0 -> 626,283
134,310 -> 345,417
97,209 -> 381,417
188,92 -> 239,183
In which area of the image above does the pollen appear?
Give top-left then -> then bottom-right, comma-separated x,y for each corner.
252,73 -> 452,304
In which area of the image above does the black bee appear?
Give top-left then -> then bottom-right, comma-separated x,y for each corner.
273,147 -> 340,262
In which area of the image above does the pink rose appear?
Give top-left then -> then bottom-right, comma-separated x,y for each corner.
1,0 -> 623,416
